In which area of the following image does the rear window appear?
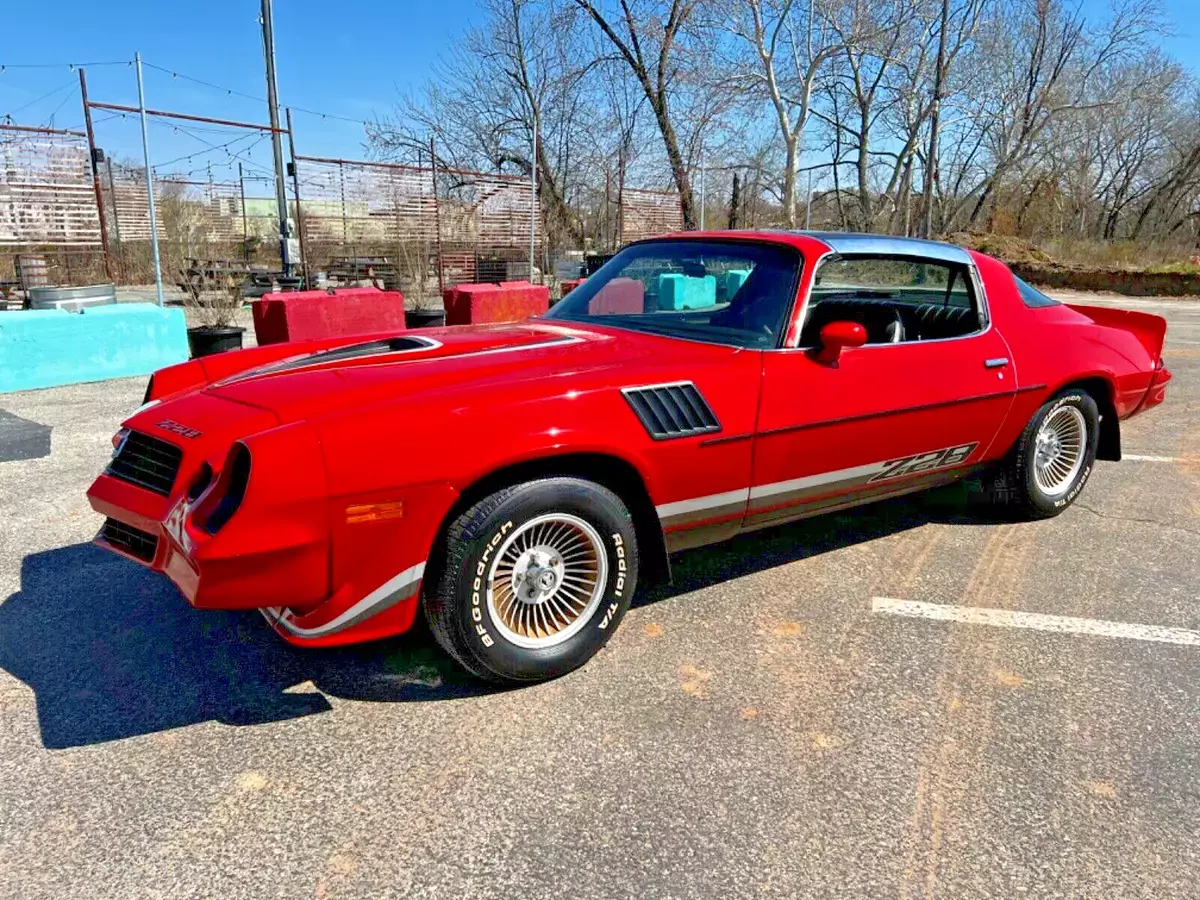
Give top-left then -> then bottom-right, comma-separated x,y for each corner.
1014,276 -> 1060,308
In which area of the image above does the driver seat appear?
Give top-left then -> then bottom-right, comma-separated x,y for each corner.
711,263 -> 792,335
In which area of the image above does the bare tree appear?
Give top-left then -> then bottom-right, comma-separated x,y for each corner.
369,0 -> 1198,257
958,0 -> 1161,229
369,0 -> 596,246
572,0 -> 709,227
718,0 -> 851,226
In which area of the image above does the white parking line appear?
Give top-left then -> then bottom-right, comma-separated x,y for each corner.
871,597 -> 1200,647
1124,454 -> 1181,463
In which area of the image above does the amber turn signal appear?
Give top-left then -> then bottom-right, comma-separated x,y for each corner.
345,501 -> 404,524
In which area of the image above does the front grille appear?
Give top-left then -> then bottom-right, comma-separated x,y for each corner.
623,382 -> 721,440
106,430 -> 183,496
101,518 -> 158,562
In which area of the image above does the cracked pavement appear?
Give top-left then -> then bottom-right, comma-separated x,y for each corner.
0,292 -> 1197,899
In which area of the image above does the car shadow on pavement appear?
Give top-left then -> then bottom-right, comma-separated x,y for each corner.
638,482 -> 998,607
2,486 -> 996,750
0,543 -> 494,750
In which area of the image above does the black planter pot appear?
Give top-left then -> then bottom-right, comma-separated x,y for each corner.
406,309 -> 446,328
187,326 -> 245,358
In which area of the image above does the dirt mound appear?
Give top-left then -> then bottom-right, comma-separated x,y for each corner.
947,232 -> 1198,296
946,232 -> 1054,264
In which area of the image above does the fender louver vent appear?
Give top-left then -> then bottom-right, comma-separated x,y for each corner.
622,382 -> 721,440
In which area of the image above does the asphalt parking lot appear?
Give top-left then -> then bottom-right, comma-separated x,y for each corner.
1,292 -> 1197,899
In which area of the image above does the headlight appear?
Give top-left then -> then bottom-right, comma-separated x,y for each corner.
111,427 -> 130,455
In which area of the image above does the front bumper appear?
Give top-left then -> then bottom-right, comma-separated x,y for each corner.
88,465 -> 329,614
88,418 -> 459,648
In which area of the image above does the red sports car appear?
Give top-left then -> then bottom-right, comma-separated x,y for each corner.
87,232 -> 1171,682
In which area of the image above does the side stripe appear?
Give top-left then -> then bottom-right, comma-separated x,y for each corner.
262,561 -> 426,638
748,460 -> 886,501
656,487 -> 750,520
656,442 -> 982,525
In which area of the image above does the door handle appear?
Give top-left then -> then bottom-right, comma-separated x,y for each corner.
984,357 -> 1009,369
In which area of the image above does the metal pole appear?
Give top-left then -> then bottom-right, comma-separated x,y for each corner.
430,136 -> 444,296
238,162 -> 249,263
698,145 -> 706,230
418,144 -> 429,297
285,108 -> 308,285
79,68 -> 113,281
339,161 -> 348,248
529,121 -> 537,280
804,0 -> 813,229
604,168 -> 611,248
85,102 -> 283,133
260,0 -> 291,275
135,52 -> 164,307
923,0 -> 950,239
805,169 -> 813,229
106,160 -> 125,281
617,148 -> 625,244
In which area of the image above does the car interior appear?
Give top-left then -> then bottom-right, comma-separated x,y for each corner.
551,241 -> 802,349
552,244 -> 985,351
797,256 -> 985,346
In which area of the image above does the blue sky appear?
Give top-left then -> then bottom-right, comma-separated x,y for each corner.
1,0 -> 481,189
2,0 -> 1196,191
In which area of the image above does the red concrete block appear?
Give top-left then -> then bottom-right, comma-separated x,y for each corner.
588,277 -> 644,314
442,281 -> 550,326
559,278 -> 586,298
252,287 -> 407,345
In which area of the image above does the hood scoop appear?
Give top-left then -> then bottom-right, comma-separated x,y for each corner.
218,335 -> 439,385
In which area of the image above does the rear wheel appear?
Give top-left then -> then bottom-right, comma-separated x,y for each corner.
999,389 -> 1100,518
424,477 -> 638,683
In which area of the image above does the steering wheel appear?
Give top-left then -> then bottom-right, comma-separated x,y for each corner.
884,308 -> 905,343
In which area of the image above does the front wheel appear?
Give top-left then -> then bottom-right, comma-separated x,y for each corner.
424,477 -> 638,683
1000,389 -> 1100,518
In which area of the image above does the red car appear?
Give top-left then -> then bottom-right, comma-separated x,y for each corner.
87,232 -> 1171,682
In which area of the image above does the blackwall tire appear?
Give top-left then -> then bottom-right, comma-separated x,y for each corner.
1004,389 -> 1100,519
424,478 -> 638,683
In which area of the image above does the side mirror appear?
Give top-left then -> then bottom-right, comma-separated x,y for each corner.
815,320 -> 867,364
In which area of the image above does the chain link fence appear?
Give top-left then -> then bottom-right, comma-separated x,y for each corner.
294,156 -> 541,301
0,124 -> 105,292
2,115 -> 681,300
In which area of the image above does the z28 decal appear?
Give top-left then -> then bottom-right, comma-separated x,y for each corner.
156,419 -> 203,439
660,442 -> 984,524
868,442 -> 978,483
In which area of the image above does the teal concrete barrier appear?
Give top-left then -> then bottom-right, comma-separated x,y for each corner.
0,303 -> 189,393
657,273 -> 717,310
721,269 -> 750,301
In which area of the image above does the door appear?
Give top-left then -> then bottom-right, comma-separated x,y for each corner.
747,253 -> 1016,529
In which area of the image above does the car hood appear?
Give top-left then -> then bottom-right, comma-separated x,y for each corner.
202,321 -> 741,423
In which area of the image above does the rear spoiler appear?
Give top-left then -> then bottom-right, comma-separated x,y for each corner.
1066,303 -> 1167,362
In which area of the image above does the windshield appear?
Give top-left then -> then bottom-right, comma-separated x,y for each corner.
545,239 -> 802,349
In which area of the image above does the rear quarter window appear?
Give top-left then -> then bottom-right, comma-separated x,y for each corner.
1014,276 -> 1060,308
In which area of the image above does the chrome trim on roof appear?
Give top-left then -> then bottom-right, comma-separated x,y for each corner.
795,232 -> 974,265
